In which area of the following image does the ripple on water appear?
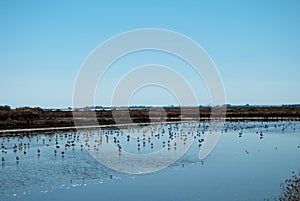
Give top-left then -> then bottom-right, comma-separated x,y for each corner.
0,121 -> 300,200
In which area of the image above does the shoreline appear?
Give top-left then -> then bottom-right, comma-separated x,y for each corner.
1,117 -> 300,136
1,106 -> 300,135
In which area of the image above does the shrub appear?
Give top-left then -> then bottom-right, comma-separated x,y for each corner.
0,105 -> 11,111
277,171 -> 300,200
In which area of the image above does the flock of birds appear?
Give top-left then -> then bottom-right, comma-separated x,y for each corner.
1,121 -> 300,165
1,131 -> 82,164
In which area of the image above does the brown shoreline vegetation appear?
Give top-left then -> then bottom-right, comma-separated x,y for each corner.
277,171 -> 300,201
0,105 -> 300,131
1,106 -> 300,199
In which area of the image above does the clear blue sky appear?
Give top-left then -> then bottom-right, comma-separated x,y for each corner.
0,0 -> 299,108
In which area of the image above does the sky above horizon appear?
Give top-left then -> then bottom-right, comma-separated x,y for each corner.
1,1 -> 300,108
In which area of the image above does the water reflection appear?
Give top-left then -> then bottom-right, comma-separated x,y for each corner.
0,121 -> 300,200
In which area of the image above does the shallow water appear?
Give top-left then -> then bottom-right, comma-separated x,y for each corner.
1,121 -> 300,201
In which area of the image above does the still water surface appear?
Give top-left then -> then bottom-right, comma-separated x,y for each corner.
1,121 -> 300,201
